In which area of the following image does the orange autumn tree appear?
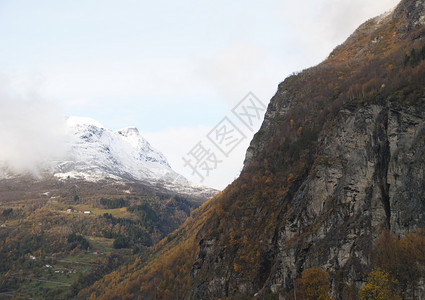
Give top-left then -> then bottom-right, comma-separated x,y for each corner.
359,268 -> 399,300
371,230 -> 425,295
296,266 -> 330,300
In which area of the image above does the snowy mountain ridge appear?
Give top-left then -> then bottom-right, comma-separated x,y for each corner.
54,116 -> 187,185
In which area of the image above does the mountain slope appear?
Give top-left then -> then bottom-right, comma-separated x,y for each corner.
81,0 -> 425,298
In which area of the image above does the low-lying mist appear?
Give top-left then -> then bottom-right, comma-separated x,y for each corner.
0,82 -> 68,177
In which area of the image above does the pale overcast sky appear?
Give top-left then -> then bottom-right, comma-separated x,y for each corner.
0,0 -> 400,189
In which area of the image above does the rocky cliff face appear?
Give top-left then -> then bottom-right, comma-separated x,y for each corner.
261,99 -> 425,297
190,0 -> 425,298
189,101 -> 425,299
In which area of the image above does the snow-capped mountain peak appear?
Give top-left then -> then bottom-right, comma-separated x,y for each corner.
54,116 -> 184,184
66,116 -> 105,129
114,126 -> 170,167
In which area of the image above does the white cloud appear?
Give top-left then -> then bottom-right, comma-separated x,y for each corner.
197,43 -> 265,102
0,74 -> 67,175
40,57 -> 210,108
275,0 -> 400,64
195,42 -> 296,111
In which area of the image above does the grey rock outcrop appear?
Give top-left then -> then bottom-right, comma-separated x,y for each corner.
262,98 -> 425,296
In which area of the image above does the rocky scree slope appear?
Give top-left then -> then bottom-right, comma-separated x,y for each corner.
80,0 -> 425,298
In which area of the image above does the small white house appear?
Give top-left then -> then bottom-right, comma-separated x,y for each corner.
84,211 -> 91,214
